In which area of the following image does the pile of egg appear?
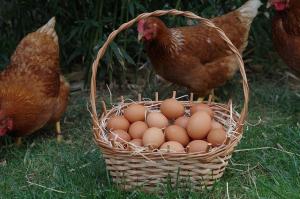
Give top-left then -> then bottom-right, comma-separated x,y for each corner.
106,98 -> 227,153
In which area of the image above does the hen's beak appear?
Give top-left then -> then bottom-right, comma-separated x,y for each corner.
138,32 -> 143,42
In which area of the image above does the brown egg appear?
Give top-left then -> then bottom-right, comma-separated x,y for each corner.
187,140 -> 209,153
174,116 -> 189,129
165,125 -> 190,146
211,120 -> 224,130
108,129 -> 131,143
128,121 -> 148,139
160,141 -> 185,153
207,128 -> 227,147
190,103 -> 213,117
107,115 -> 130,131
129,139 -> 143,147
142,127 -> 165,149
124,104 -> 146,122
146,112 -> 169,129
160,98 -> 185,119
187,111 -> 212,139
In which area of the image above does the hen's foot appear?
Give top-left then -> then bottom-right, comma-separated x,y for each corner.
196,90 -> 219,103
196,97 -> 204,102
56,122 -> 63,143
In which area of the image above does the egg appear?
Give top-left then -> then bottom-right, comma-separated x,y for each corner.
165,125 -> 190,146
108,129 -> 131,143
160,141 -> 185,153
107,115 -> 130,131
146,112 -> 169,129
129,139 -> 143,147
174,116 -> 189,129
211,120 -> 224,130
187,111 -> 212,139
124,104 -> 147,122
207,128 -> 227,147
190,103 -> 213,117
128,121 -> 148,139
187,140 -> 209,153
160,98 -> 185,119
142,127 -> 165,149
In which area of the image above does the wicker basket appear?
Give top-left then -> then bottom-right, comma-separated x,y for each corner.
90,10 -> 249,192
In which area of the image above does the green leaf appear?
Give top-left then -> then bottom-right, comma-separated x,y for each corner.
120,48 -> 135,65
110,41 -> 126,69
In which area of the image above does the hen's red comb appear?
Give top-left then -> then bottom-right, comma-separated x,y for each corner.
137,19 -> 145,33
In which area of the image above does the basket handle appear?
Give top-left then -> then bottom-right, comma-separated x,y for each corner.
90,9 -> 249,128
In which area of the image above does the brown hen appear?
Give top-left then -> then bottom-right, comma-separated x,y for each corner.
268,0 -> 300,76
137,0 -> 262,96
0,17 -> 70,143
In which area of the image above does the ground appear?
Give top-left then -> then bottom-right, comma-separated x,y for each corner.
0,70 -> 299,199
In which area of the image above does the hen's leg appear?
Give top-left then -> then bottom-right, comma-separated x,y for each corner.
49,76 -> 69,143
194,92 -> 205,102
209,89 -> 216,102
56,121 -> 63,143
15,137 -> 22,146
196,89 -> 217,102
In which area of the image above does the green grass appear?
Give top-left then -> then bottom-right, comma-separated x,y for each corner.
0,69 -> 299,198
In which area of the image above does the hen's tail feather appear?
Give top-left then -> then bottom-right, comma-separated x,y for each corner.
238,0 -> 262,20
37,17 -> 58,43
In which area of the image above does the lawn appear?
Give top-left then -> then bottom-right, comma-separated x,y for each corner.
0,66 -> 299,198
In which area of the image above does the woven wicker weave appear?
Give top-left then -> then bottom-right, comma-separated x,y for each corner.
90,9 -> 249,192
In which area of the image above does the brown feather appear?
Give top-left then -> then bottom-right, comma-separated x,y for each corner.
272,0 -> 300,74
